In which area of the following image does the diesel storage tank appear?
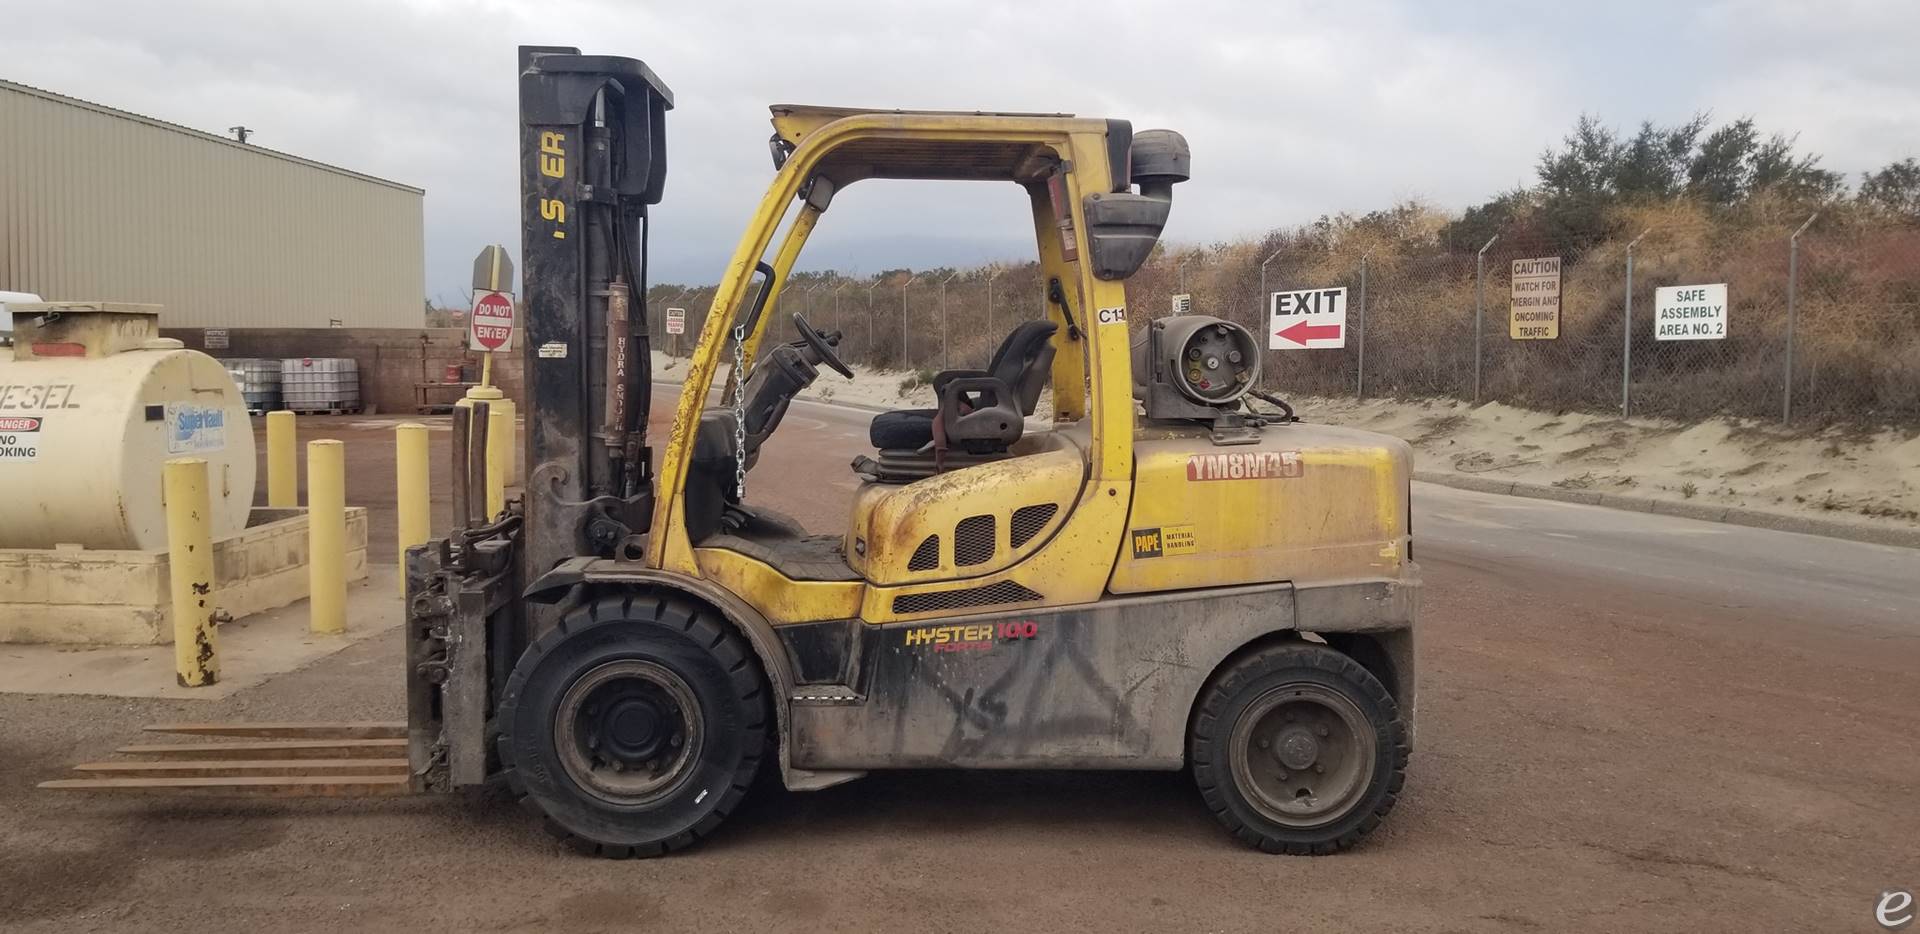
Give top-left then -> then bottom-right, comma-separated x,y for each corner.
0,302 -> 256,550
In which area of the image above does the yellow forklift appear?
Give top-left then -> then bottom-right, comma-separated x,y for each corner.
47,46 -> 1419,857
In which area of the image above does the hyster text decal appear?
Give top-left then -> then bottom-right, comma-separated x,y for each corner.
903,620 -> 1040,653
1186,450 -> 1303,481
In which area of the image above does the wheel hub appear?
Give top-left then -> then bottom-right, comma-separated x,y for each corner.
1274,728 -> 1319,771
1228,682 -> 1377,829
554,660 -> 703,806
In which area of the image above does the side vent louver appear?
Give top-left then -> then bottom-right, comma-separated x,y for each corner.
908,535 -> 941,571
1009,503 -> 1059,548
954,515 -> 996,567
892,581 -> 1044,615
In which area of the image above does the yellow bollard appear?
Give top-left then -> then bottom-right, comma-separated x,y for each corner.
307,439 -> 347,635
164,458 -> 219,687
395,423 -> 430,580
266,410 -> 297,507
489,396 -> 517,485
486,398 -> 515,516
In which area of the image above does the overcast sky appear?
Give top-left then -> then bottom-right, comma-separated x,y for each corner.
5,0 -> 1915,303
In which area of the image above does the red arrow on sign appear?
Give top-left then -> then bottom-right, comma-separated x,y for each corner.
1274,320 -> 1342,346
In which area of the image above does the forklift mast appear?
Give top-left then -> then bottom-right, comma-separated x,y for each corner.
517,46 -> 673,579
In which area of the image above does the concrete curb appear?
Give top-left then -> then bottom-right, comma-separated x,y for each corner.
653,379 -> 1920,550
1413,470 -> 1920,550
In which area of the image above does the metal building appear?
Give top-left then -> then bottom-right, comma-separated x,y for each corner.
0,79 -> 425,330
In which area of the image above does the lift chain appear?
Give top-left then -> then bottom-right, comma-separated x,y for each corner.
731,324 -> 748,501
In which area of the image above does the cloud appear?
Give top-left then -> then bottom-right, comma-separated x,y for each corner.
3,0 -> 1913,300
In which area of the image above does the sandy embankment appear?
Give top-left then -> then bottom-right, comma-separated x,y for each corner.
654,350 -> 1920,532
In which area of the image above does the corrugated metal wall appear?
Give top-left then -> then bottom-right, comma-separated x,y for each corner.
0,80 -> 425,329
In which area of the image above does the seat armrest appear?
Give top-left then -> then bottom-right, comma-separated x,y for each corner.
931,368 -> 990,397
938,376 -> 1022,451
938,376 -> 1007,414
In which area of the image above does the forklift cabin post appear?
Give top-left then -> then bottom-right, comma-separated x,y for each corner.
647,114 -> 1139,580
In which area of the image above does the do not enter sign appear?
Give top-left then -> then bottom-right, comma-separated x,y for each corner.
469,290 -> 515,352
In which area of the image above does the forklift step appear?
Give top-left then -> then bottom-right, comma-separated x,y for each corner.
142,721 -> 406,740
114,738 -> 406,760
790,685 -> 863,705
37,775 -> 410,797
67,758 -> 410,779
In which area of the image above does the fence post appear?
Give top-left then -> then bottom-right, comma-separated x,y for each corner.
1783,212 -> 1819,424
986,267 -> 1002,339
1259,248 -> 1283,330
864,283 -> 881,365
1356,252 -> 1369,399
1622,228 -> 1650,416
940,271 -> 959,368
901,275 -> 921,368
164,457 -> 219,687
1474,235 -> 1498,404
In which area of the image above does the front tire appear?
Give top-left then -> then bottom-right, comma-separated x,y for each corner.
497,593 -> 768,858
1189,643 -> 1408,854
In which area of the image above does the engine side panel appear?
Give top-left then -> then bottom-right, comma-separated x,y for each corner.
1109,421 -> 1411,595
785,577 -> 1413,772
845,431 -> 1085,586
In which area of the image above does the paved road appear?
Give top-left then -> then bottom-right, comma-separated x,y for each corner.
3,397 -> 1917,933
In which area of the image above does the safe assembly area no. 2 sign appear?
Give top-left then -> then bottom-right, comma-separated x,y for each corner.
1654,284 -> 1728,340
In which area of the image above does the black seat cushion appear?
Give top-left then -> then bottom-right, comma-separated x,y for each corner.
869,408 -> 935,449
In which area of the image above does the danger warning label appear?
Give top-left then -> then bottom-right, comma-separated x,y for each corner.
0,415 -> 42,460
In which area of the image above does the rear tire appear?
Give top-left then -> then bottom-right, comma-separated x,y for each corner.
497,593 -> 768,858
1189,643 -> 1407,854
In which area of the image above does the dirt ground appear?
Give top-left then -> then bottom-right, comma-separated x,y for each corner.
3,400 -> 1918,932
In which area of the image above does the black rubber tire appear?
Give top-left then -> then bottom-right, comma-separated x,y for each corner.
496,593 -> 768,858
1189,642 -> 1408,855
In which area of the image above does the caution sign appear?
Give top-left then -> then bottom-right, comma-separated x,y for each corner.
468,289 -> 516,351
0,415 -> 41,460
1654,285 -> 1728,340
665,307 -> 686,335
1509,257 -> 1560,340
1269,288 -> 1347,350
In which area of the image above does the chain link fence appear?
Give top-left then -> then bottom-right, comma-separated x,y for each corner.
649,213 -> 1920,429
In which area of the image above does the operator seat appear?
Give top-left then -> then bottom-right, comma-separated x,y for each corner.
854,319 -> 1057,483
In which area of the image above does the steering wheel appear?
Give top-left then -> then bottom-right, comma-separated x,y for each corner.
793,312 -> 854,379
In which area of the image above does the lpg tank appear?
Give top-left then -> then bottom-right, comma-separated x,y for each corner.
0,302 -> 256,550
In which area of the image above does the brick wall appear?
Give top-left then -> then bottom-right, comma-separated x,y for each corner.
160,327 -> 525,414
